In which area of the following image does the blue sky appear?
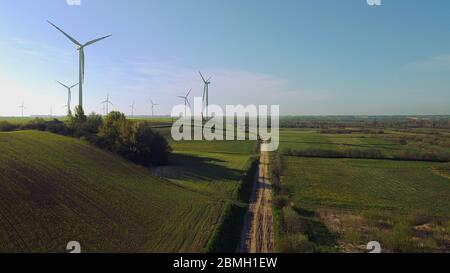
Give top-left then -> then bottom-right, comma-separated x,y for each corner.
1,0 -> 450,116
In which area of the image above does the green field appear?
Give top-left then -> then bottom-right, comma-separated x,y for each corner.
284,157 -> 450,214
279,156 -> 450,252
279,128 -> 450,157
154,128 -> 257,200
0,117 -> 61,124
0,130 -> 225,252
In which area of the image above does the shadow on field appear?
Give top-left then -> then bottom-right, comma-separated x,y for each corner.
156,153 -> 243,182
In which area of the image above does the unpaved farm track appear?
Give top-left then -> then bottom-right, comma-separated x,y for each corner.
239,150 -> 274,253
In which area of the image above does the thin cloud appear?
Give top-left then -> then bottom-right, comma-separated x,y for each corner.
121,58 -> 331,110
9,37 -> 72,63
405,54 -> 450,72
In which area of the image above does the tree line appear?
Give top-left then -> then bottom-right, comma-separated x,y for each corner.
0,106 -> 171,167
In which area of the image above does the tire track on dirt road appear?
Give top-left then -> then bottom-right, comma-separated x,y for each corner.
239,149 -> 274,253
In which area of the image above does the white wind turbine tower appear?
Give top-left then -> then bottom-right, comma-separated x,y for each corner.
57,81 -> 78,115
129,102 -> 136,118
101,94 -> 114,115
48,21 -> 111,110
177,89 -> 191,116
150,100 -> 159,117
18,102 -> 25,118
199,71 -> 212,119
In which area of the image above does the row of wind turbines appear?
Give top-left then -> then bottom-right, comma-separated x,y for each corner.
18,21 -> 213,118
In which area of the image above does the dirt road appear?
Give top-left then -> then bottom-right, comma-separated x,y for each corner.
239,149 -> 274,253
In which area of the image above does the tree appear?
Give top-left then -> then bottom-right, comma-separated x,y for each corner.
73,105 -> 87,123
84,113 -> 103,134
131,123 -> 171,166
98,111 -> 132,152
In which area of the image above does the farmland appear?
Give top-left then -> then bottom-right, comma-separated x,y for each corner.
154,126 -> 257,200
0,130 -> 225,252
279,128 -> 450,158
275,126 -> 450,253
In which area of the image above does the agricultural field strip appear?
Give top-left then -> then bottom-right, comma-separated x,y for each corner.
0,131 -> 223,252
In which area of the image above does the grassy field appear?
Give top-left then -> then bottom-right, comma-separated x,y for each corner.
0,117 -> 61,124
0,130 -> 225,253
279,128 -> 450,157
278,155 -> 450,252
153,125 -> 257,200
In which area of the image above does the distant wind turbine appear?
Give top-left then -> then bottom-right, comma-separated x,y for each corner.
101,94 -> 114,115
18,102 -> 25,118
48,21 -> 111,110
199,71 -> 212,118
177,89 -> 191,116
129,102 -> 136,117
57,81 -> 78,115
150,100 -> 159,117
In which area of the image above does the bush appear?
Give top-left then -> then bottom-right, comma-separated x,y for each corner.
23,118 -> 47,131
408,210 -> 433,226
84,113 -> 103,134
98,112 -> 171,166
98,111 -> 132,151
45,119 -> 67,134
130,123 -> 171,166
274,196 -> 289,210
278,234 -> 315,253
234,155 -> 259,202
380,222 -> 415,252
0,121 -> 18,132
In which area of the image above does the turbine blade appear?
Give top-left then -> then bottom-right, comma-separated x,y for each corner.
69,83 -> 79,89
199,71 -> 206,83
207,76 -> 212,82
186,89 -> 192,97
47,21 -> 81,46
177,96 -> 185,99
56,81 -> 69,89
84,35 -> 112,47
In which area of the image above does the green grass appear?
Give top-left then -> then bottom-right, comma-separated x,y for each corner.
280,156 -> 450,252
0,117 -> 65,124
284,157 -> 450,215
279,128 -> 450,158
0,130 -> 224,253
154,139 -> 256,200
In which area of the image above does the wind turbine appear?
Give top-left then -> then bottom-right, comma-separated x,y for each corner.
129,102 -> 136,118
18,102 -> 25,118
57,81 -> 78,115
177,89 -> 191,116
101,94 -> 114,115
150,100 -> 159,117
199,71 -> 212,118
48,21 -> 111,110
